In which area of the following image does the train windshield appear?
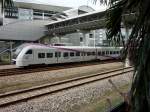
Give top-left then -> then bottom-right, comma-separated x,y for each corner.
13,44 -> 27,59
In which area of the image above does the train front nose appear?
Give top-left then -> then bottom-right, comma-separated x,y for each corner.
12,59 -> 16,64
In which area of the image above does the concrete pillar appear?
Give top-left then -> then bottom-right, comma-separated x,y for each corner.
0,1 -> 4,25
58,36 -> 61,43
125,28 -> 130,45
125,57 -> 130,67
93,30 -> 96,47
42,11 -> 44,20
9,41 -> 13,64
0,2 -> 2,18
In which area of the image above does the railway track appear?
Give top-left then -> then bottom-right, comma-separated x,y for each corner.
0,60 -> 122,77
0,67 -> 133,107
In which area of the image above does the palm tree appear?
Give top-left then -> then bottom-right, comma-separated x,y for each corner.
94,0 -> 150,111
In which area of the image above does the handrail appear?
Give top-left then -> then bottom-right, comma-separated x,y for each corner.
0,47 -> 17,55
0,48 -> 10,55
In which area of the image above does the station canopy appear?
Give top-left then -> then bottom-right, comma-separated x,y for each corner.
14,1 -> 71,12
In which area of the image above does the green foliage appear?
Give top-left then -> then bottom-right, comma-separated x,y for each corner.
94,0 -> 150,111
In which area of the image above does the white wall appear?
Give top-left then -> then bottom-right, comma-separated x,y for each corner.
3,18 -> 19,25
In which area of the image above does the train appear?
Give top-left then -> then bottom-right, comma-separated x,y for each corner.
12,43 -> 123,67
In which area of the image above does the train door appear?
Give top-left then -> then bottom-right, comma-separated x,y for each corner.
55,51 -> 61,63
75,51 -> 81,62
82,48 -> 87,61
46,49 -> 57,64
62,51 -> 69,63
80,48 -> 84,62
36,49 -> 46,65
74,48 -> 83,62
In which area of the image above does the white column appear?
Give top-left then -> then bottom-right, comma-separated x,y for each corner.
1,0 -> 4,25
42,12 -> 44,20
58,36 -> 61,43
93,30 -> 96,47
10,41 -> 13,64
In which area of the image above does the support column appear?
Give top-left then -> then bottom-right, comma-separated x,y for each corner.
58,36 -> 61,43
125,27 -> 129,44
42,11 -> 44,20
93,30 -> 96,47
125,27 -> 130,67
9,41 -> 13,64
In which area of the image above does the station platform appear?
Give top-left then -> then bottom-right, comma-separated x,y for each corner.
0,64 -> 16,70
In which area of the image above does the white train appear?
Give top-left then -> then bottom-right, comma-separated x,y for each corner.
12,43 -> 123,67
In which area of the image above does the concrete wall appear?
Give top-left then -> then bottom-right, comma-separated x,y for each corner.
3,18 -> 19,25
46,29 -> 108,46
64,33 -> 81,46
41,28 -> 130,47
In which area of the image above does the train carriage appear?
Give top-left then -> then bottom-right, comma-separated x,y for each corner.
12,43 -> 123,67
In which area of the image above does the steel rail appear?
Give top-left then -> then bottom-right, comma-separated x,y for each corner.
0,60 -> 121,77
0,67 -> 133,107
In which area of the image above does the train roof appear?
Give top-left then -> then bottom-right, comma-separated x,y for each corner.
17,43 -> 123,51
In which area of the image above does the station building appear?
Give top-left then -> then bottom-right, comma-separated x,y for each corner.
1,1 -> 71,24
0,1 -> 71,63
40,5 -> 104,46
0,1 -> 130,64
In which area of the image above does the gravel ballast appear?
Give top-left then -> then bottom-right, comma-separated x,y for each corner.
0,71 -> 132,112
0,62 -> 123,93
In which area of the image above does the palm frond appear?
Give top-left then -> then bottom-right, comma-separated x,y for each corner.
95,0 -> 150,111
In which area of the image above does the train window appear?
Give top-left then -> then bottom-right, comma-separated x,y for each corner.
81,52 -> 85,56
47,53 -> 53,58
58,52 -> 61,57
55,52 -> 61,57
120,50 -> 122,54
76,52 -> 80,56
106,51 -> 109,55
113,51 -> 116,54
92,52 -> 95,55
63,52 -> 68,57
98,52 -> 101,56
55,52 -> 57,57
110,51 -> 112,54
87,52 -> 91,56
116,51 -> 119,54
102,51 -> 105,55
83,52 -> 86,56
26,50 -> 32,54
38,53 -> 45,58
70,52 -> 74,57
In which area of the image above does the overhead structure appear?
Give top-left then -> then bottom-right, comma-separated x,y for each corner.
14,1 -> 71,12
46,11 -> 106,35
46,11 -> 135,36
0,1 -> 135,42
